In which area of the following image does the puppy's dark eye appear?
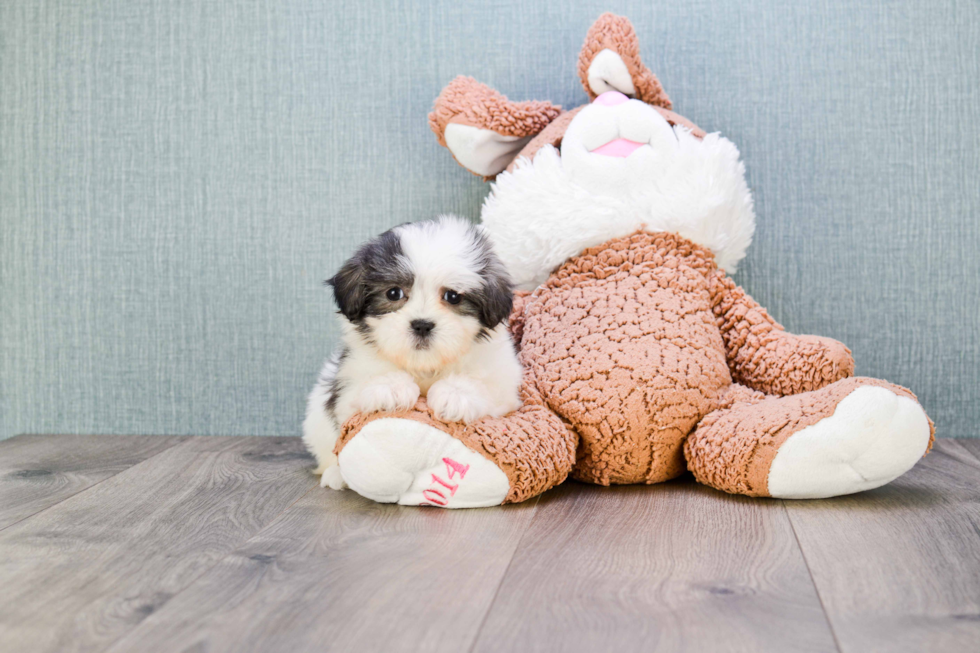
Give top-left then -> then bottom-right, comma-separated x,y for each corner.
443,290 -> 461,305
385,288 -> 404,301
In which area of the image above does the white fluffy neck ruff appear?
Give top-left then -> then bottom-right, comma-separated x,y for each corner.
480,129 -> 756,291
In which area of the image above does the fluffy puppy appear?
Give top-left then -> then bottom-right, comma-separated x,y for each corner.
303,215 -> 523,489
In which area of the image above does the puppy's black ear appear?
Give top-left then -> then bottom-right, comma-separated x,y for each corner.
327,258 -> 367,322
475,268 -> 514,329
467,229 -> 514,329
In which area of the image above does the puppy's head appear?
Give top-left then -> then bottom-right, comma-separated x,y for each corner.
329,215 -> 513,372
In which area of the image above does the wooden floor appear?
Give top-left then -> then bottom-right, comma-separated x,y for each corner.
0,435 -> 978,653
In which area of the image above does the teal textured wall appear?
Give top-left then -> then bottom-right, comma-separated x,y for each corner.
2,1 -> 978,440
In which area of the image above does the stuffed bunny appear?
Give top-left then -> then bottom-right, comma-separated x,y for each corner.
326,13 -> 933,508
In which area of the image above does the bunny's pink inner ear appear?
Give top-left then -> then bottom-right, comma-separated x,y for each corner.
443,124 -> 534,177
429,76 -> 562,178
577,13 -> 672,110
586,49 -> 636,98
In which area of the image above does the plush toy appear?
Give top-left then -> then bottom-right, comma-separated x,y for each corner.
329,13 -> 934,508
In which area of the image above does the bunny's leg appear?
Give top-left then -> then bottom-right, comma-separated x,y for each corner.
333,371 -> 576,508
685,379 -> 934,498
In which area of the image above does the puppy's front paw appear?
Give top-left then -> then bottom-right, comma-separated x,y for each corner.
355,372 -> 421,414
427,375 -> 492,424
320,464 -> 348,490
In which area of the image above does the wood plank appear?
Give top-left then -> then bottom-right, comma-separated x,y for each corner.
0,436 -> 317,653
105,490 -> 539,653
471,481 -> 838,653
955,436 -> 980,459
786,439 -> 980,652
0,434 -> 187,530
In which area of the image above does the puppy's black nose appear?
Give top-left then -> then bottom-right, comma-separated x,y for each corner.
410,319 -> 435,337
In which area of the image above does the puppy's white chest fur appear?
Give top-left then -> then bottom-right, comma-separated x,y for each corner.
412,369 -> 441,394
339,321 -> 522,424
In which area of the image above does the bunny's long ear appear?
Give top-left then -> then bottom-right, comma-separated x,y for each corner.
429,76 -> 562,178
577,13 -> 671,109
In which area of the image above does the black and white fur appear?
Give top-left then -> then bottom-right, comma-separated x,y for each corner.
303,215 -> 523,488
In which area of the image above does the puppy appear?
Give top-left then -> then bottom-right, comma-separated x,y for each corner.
303,215 -> 523,489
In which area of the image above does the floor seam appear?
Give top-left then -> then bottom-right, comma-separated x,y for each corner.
783,500 -> 845,653
0,435 -> 192,534
465,494 -> 541,653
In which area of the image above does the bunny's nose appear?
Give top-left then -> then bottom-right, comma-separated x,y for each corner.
594,91 -> 629,106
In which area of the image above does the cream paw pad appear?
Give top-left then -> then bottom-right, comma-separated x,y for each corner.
338,417 -> 510,508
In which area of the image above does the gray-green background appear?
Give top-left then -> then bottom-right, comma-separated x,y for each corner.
2,1 -> 978,441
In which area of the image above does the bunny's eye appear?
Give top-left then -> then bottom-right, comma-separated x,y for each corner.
443,290 -> 461,305
385,288 -> 404,301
